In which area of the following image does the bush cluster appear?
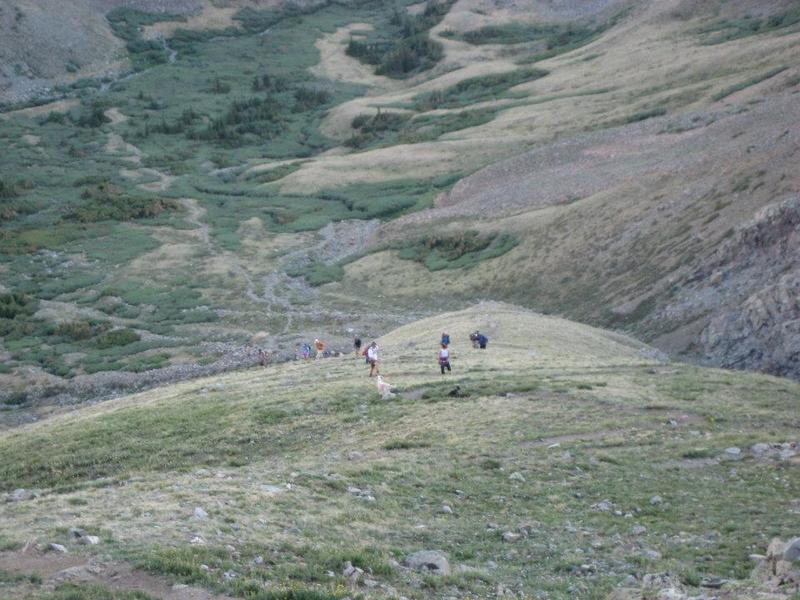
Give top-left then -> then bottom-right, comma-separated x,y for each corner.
346,0 -> 455,78
68,182 -> 177,223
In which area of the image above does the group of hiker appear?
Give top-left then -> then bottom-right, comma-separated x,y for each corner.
291,329 -> 488,378
438,330 -> 488,375
295,338 -> 328,360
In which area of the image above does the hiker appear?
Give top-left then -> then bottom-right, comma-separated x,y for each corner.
441,331 -> 450,346
366,341 -> 380,377
257,348 -> 269,366
477,332 -> 488,349
314,338 -> 326,359
301,342 -> 312,360
353,335 -> 362,358
469,331 -> 480,348
438,343 -> 451,375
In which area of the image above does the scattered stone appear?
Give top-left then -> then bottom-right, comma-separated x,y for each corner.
649,495 -> 663,506
724,447 -> 741,458
79,535 -> 100,545
261,484 -> 286,495
486,522 -> 500,530
346,486 -> 376,502
347,451 -> 364,461
751,443 -> 770,455
343,560 -> 364,582
403,550 -> 450,576
518,523 -> 536,537
486,560 -> 498,570
172,583 -> 189,591
642,548 -> 662,560
253,555 -> 264,565
502,532 -> 521,542
631,525 -> 647,536
194,506 -> 208,520
592,499 -> 613,512
7,488 -> 38,503
199,564 -> 210,571
571,563 -> 597,576
700,576 -> 726,588
68,528 -> 87,539
509,471 -> 525,482
49,543 -> 68,553
440,504 -> 453,514
622,574 -> 637,586
190,536 -> 206,545
547,442 -> 561,449
223,571 -> 237,581
363,578 -> 379,588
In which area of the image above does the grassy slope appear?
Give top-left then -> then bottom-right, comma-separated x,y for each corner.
1,0 -> 800,397
0,305 -> 798,599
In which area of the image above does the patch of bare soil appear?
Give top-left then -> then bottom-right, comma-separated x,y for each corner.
0,549 -> 235,600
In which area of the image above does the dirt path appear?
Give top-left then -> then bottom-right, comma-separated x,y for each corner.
0,549 -> 235,600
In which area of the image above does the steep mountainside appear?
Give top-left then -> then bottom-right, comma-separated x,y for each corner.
1,0 -> 799,405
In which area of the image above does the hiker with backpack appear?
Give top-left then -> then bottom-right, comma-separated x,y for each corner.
353,335 -> 362,358
301,342 -> 312,360
477,332 -> 488,349
441,331 -> 450,346
366,341 -> 380,377
314,338 -> 326,359
438,343 -> 451,375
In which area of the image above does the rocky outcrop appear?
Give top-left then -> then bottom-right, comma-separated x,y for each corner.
699,198 -> 800,378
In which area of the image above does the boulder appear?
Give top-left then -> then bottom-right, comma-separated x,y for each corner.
403,550 -> 450,576
784,537 -> 800,562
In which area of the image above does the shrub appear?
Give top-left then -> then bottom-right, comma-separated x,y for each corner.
286,262 -> 344,286
396,231 -> 519,271
346,0 -> 456,79
55,320 -> 109,340
74,103 -> 111,128
414,68 -> 548,110
293,87 -> 331,112
95,328 -> 140,349
625,106 -> 667,123
68,182 -> 178,222
0,293 -> 37,319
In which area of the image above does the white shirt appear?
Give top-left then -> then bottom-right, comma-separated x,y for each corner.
367,346 -> 378,360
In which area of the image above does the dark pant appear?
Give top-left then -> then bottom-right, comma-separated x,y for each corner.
440,361 -> 451,374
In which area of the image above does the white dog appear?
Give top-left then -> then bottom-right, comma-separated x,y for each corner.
376,375 -> 394,400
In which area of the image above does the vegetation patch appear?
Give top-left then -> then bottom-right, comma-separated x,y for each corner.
286,262 -> 345,287
94,328 -> 141,349
711,66 -> 789,102
0,293 -> 38,319
345,0 -> 455,78
413,68 -> 548,110
346,108 -> 498,149
449,21 -> 599,48
68,183 -> 178,223
395,230 -> 518,271
695,9 -> 800,45
107,8 -> 185,70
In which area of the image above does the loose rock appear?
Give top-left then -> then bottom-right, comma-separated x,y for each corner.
403,550 -> 450,576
